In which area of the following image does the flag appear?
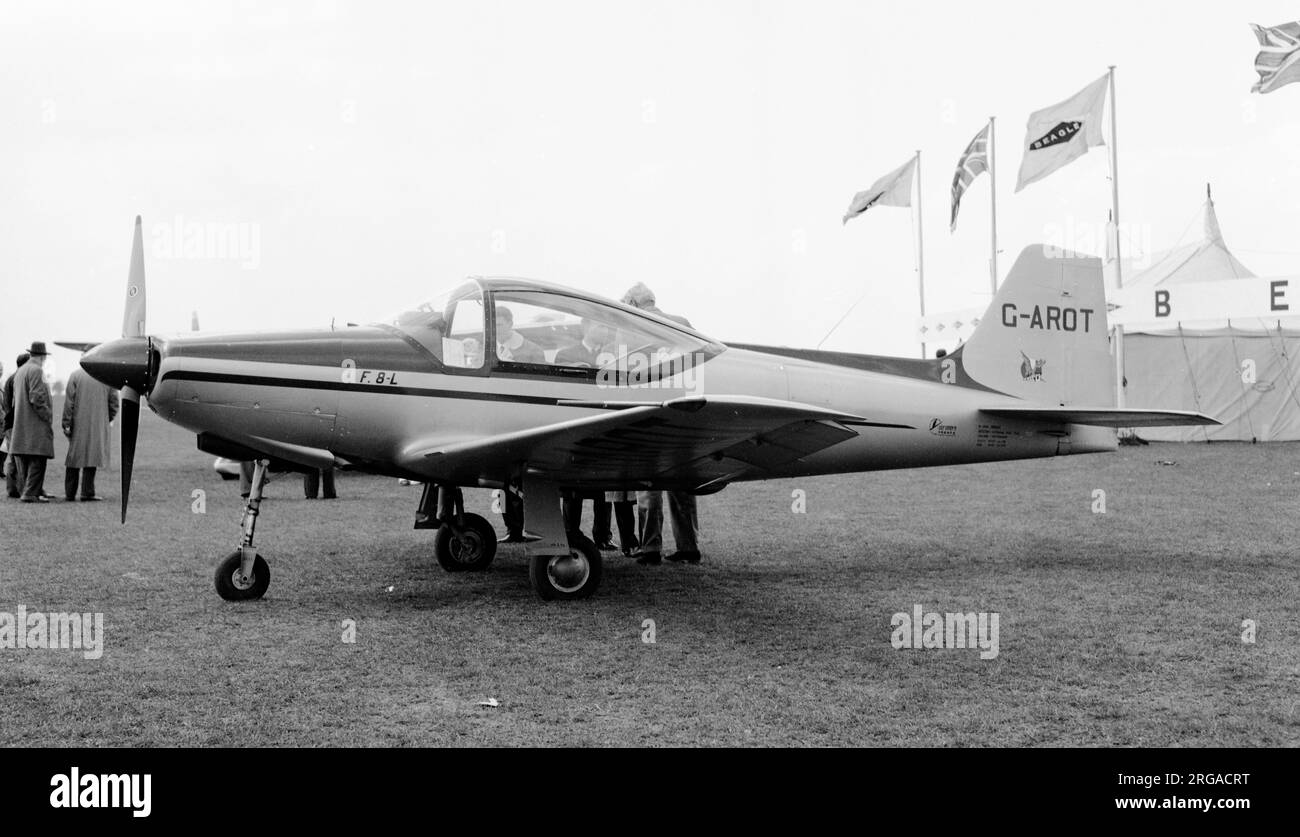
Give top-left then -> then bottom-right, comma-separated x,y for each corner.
1251,21 -> 1300,94
950,124 -> 989,231
1015,75 -> 1109,193
842,156 -> 916,225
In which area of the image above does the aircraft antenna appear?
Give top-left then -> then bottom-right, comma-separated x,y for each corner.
816,291 -> 869,349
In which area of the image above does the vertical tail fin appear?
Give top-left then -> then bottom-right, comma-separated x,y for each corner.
961,245 -> 1113,406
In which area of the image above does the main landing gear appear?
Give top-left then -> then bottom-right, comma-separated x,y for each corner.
215,458 -> 272,601
415,484 -> 498,572
519,476 -> 601,601
528,531 -> 601,601
414,478 -> 602,600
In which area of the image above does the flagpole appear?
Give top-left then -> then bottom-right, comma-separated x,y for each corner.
988,116 -> 998,294
1108,65 -> 1125,410
915,149 -> 927,358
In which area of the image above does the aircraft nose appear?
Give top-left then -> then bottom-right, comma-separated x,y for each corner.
81,337 -> 153,392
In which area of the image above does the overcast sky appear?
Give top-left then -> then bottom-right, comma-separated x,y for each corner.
4,0 -> 1300,380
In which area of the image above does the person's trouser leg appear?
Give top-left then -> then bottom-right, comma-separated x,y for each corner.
592,497 -> 612,543
20,455 -> 46,500
668,491 -> 699,553
321,468 -> 336,499
3,441 -> 17,497
65,467 -> 79,501
32,457 -> 47,498
304,470 -> 319,498
612,501 -> 637,551
13,454 -> 29,498
502,489 -> 524,537
81,467 -> 97,499
562,495 -> 582,533
637,490 -> 663,553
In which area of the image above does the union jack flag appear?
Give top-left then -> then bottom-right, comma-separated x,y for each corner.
1251,21 -> 1300,94
950,124 -> 989,232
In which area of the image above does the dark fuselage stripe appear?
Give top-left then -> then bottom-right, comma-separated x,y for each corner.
161,370 -> 577,406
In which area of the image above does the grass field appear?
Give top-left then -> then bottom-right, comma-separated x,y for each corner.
2,400 -> 1297,747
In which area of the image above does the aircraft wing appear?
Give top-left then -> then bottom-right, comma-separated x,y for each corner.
980,407 -> 1220,427
400,395 -> 867,491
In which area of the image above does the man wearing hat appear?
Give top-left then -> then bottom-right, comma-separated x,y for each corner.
619,284 -> 702,565
621,282 -> 692,329
10,342 -> 56,502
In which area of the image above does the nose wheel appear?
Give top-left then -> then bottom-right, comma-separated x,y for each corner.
215,550 -> 270,601
215,458 -> 274,601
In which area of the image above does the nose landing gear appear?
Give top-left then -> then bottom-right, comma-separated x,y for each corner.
215,458 -> 272,601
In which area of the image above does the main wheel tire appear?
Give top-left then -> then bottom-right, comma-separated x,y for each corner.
434,512 -> 498,572
529,532 -> 602,600
214,550 -> 270,601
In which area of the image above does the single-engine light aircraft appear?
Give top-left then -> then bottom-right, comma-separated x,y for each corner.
80,217 -> 1216,601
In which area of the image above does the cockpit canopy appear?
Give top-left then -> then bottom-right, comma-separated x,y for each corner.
386,281 -> 488,367
380,278 -> 720,378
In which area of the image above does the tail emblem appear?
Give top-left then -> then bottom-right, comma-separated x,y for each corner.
1019,351 -> 1047,382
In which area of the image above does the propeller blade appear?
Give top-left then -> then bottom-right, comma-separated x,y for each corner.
120,386 -> 139,524
122,216 -> 146,338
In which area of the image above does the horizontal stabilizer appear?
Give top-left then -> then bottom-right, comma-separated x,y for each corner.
980,407 -> 1220,428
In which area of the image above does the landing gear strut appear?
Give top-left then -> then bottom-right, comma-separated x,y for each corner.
416,480 -> 496,571
215,458 -> 271,601
424,485 -> 497,572
522,476 -> 602,600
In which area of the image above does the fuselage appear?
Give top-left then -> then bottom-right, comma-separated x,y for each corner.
142,324 -> 1114,490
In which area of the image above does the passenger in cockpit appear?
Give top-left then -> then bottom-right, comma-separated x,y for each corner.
495,306 -> 545,364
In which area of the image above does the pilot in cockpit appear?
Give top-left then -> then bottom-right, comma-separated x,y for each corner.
554,318 -> 614,368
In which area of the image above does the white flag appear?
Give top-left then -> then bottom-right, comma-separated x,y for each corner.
1015,75 -> 1109,193
843,156 -> 916,224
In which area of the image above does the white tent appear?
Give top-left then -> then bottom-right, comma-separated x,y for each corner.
1119,194 -> 1300,441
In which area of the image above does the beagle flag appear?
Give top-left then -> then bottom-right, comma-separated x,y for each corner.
1015,75 -> 1109,193
950,124 -> 989,231
842,156 -> 916,224
1250,21 -> 1300,94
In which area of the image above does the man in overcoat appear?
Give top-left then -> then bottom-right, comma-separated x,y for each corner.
62,357 -> 119,501
10,342 -> 56,502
